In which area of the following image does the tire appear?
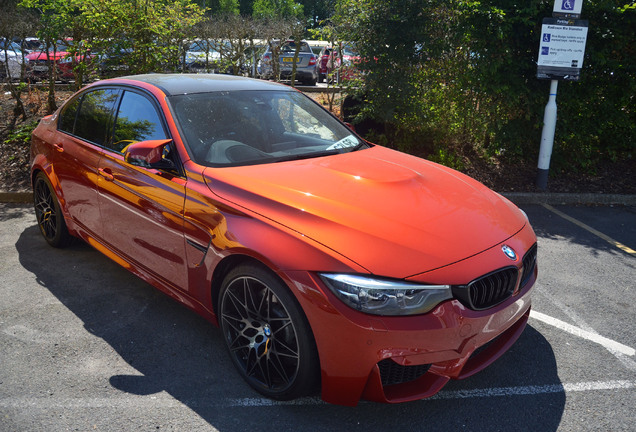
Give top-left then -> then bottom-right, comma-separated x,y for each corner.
302,75 -> 317,86
219,264 -> 319,400
33,172 -> 73,248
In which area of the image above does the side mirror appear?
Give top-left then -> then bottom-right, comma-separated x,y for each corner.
344,122 -> 356,133
124,139 -> 175,170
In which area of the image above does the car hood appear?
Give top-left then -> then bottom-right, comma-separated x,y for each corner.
204,146 -> 526,278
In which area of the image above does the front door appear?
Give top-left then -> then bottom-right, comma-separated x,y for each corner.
97,89 -> 188,290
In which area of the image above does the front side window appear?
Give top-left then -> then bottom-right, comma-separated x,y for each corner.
168,90 -> 365,167
73,88 -> 120,145
111,91 -> 167,152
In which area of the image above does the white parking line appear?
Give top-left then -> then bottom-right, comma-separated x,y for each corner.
530,310 -> 635,356
1,380 -> 634,409
534,285 -> 636,372
429,380 -> 636,400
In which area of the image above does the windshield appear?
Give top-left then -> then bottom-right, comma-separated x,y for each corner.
0,41 -> 21,53
169,90 -> 365,167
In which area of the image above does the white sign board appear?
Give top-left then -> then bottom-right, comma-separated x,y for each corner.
537,18 -> 588,81
553,0 -> 583,16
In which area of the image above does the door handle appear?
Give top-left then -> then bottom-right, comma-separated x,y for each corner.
98,168 -> 114,181
53,143 -> 64,153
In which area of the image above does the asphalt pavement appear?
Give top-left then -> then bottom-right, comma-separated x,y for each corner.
1,201 -> 634,431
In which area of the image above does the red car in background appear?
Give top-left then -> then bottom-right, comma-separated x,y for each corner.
318,44 -> 361,83
317,46 -> 333,82
31,74 -> 537,406
26,40 -> 94,81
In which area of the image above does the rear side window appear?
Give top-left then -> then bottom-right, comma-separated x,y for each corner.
59,97 -> 81,133
73,89 -> 120,145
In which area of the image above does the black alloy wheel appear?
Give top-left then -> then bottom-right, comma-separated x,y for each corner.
33,173 -> 72,248
219,264 -> 319,400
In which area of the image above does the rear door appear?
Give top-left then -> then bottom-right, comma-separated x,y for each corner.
97,89 -> 188,290
53,88 -> 121,239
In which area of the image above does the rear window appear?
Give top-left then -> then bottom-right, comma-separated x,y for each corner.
280,42 -> 312,53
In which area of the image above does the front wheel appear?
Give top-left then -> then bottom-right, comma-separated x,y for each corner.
33,172 -> 72,248
219,264 -> 319,400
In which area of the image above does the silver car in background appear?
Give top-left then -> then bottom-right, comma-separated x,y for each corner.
260,40 -> 318,86
0,40 -> 23,80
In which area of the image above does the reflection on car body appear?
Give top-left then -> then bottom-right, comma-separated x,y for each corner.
30,74 -> 537,406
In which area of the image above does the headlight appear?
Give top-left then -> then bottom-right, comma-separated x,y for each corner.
320,274 -> 452,316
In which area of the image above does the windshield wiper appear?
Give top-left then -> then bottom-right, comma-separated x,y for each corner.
272,149 -> 342,163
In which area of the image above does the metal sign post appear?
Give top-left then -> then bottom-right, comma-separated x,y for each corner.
536,1 -> 588,190
537,80 -> 559,189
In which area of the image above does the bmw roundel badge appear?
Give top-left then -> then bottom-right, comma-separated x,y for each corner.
502,245 -> 517,261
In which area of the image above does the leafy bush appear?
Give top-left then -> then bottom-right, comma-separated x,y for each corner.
334,0 -> 635,174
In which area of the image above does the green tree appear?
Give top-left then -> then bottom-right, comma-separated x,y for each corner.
333,0 -> 448,148
334,0 -> 635,174
253,0 -> 304,18
19,0 -> 70,112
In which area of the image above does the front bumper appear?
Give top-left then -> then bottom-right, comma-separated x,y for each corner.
285,227 -> 537,406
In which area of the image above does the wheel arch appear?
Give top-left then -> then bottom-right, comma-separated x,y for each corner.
31,165 -> 74,233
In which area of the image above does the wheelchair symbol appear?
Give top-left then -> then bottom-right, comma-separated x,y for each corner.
543,34 -> 551,42
562,0 -> 574,11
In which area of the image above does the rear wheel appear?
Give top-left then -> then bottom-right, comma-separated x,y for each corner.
33,173 -> 72,248
219,264 -> 319,400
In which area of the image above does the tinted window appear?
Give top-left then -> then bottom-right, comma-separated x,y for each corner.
59,96 -> 81,133
111,91 -> 167,152
74,89 -> 120,145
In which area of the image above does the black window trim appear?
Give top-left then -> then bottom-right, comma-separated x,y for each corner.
57,84 -> 185,178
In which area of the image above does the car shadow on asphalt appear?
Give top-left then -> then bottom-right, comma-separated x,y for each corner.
16,224 -> 566,431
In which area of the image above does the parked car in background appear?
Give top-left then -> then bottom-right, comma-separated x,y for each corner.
325,43 -> 361,83
25,40 -> 95,81
317,45 -> 333,83
18,37 -> 41,53
183,40 -> 222,73
260,40 -> 318,86
0,40 -> 23,80
31,73 -> 537,406
98,43 -> 133,77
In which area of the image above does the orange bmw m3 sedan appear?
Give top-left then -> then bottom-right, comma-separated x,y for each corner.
30,74 -> 537,406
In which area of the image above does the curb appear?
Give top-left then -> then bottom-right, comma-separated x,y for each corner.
2,190 -> 636,206
501,192 -> 636,206
0,191 -> 32,204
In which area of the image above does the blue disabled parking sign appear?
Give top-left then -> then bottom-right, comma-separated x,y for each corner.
537,18 -> 588,81
562,0 -> 575,11
553,0 -> 582,15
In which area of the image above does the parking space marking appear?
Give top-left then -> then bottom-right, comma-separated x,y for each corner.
535,284 -> 636,372
2,380 -> 634,409
541,203 -> 636,256
231,380 -> 636,405
530,310 -> 635,356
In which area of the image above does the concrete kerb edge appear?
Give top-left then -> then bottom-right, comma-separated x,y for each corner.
0,191 -> 32,203
2,190 -> 636,206
501,192 -> 636,206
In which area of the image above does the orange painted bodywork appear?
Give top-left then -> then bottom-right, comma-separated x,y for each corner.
30,75 -> 537,406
